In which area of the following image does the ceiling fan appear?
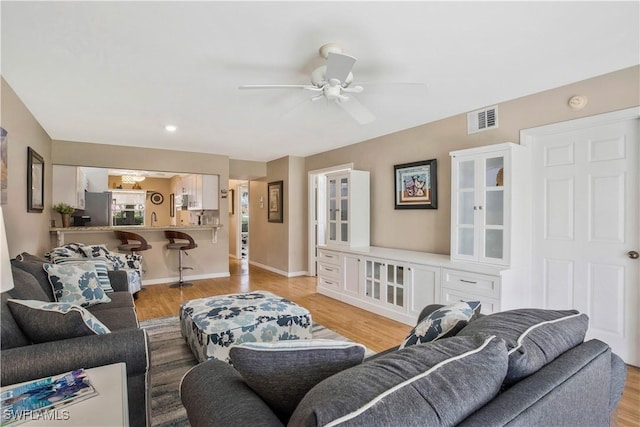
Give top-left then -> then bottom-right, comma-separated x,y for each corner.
239,44 -> 376,125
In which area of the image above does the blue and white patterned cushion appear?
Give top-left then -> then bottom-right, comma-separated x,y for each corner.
49,257 -> 114,294
6,299 -> 110,343
400,301 -> 481,348
45,243 -> 87,262
43,263 -> 112,307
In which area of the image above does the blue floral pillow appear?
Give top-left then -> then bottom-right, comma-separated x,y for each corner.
7,299 -> 110,343
400,301 -> 481,348
45,243 -> 87,262
43,263 -> 112,307
51,257 -> 114,294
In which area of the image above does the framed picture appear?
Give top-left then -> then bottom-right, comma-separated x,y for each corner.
27,147 -> 44,212
267,180 -> 283,223
229,189 -> 235,215
394,159 -> 437,209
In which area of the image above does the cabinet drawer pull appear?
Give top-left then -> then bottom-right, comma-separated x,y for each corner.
460,279 -> 477,284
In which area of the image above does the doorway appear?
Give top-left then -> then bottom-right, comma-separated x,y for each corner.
522,107 -> 639,365
237,182 -> 249,260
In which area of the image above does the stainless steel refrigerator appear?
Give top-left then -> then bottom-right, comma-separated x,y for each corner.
83,192 -> 112,226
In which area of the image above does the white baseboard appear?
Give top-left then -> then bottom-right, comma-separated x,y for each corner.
248,261 -> 309,278
142,272 -> 230,286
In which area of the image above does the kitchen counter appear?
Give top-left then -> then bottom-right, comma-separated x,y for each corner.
48,224 -> 229,285
51,224 -> 223,246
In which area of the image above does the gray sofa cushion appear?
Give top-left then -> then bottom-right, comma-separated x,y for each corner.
288,335 -> 508,427
457,308 -> 588,385
11,253 -> 55,301
1,292 -> 30,349
230,340 -> 366,422
7,299 -> 110,343
8,266 -> 49,301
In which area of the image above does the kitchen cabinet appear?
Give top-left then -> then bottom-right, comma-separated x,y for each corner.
81,167 -> 109,192
52,165 -> 87,210
182,174 -> 219,210
325,170 -> 369,247
450,143 -> 528,266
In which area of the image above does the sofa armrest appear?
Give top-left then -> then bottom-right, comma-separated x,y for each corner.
180,359 -> 284,427
107,270 -> 130,293
1,329 -> 149,386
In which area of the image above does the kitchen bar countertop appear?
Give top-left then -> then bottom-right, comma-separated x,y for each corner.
50,224 -> 223,246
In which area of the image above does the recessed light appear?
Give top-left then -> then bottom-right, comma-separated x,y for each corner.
165,125 -> 177,132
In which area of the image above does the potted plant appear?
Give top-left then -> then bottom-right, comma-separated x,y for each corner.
53,203 -> 75,228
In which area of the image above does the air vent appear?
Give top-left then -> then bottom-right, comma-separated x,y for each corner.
467,105 -> 498,134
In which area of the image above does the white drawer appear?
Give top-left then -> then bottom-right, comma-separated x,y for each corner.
317,262 -> 340,280
441,287 -> 500,314
442,269 -> 500,298
317,249 -> 341,266
318,276 -> 340,290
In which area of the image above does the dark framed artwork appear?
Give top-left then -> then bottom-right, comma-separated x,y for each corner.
169,193 -> 175,218
27,147 -> 44,212
267,180 -> 283,223
394,159 -> 437,209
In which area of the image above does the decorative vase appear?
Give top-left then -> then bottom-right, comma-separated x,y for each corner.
61,213 -> 71,228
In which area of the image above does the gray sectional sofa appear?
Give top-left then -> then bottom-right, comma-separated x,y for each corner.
1,253 -> 150,427
180,304 -> 627,427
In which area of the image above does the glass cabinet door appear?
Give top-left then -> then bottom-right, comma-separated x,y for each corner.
340,177 -> 349,243
326,174 -> 350,245
482,156 -> 505,261
327,177 -> 338,243
455,159 -> 476,258
364,260 -> 382,301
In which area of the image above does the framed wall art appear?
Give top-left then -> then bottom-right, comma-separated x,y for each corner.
27,147 -> 45,213
394,159 -> 437,209
267,180 -> 283,223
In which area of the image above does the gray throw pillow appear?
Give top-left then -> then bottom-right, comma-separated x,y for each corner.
457,308 -> 588,385
229,339 -> 366,422
288,335 -> 508,427
7,299 -> 110,343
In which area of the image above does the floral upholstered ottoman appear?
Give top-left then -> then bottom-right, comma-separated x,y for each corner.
179,291 -> 312,362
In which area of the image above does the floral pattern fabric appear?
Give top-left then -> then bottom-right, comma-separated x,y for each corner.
43,263 -> 112,307
180,291 -> 312,363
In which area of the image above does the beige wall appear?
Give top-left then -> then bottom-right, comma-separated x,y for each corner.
1,78 -> 53,257
287,156 -> 307,274
249,179 -> 268,266
229,159 -> 266,180
305,65 -> 640,255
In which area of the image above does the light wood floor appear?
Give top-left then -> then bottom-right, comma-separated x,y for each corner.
134,258 -> 639,427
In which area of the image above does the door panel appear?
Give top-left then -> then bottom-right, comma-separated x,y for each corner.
529,117 -> 639,365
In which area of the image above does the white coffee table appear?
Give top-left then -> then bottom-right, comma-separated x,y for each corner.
2,363 -> 129,426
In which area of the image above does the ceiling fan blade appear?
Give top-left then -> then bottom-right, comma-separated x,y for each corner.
326,52 -> 357,84
337,96 -> 375,125
239,84 -> 316,90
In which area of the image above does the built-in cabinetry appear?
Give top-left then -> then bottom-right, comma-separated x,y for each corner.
176,174 -> 219,210
317,143 -> 530,324
317,245 -> 527,325
325,170 -> 369,247
52,165 -> 87,210
450,142 -> 527,266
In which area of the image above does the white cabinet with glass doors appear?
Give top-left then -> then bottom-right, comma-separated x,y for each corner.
450,143 -> 527,266
325,170 -> 369,248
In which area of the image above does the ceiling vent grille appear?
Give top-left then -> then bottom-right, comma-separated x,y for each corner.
467,105 -> 498,134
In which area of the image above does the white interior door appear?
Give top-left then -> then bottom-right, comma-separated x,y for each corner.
525,111 -> 639,365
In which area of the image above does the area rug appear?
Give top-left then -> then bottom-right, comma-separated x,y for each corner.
141,315 -> 372,427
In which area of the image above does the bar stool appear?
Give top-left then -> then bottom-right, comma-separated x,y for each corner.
165,230 -> 198,288
114,230 -> 152,253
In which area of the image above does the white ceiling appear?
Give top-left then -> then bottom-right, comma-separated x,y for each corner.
1,1 -> 638,162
